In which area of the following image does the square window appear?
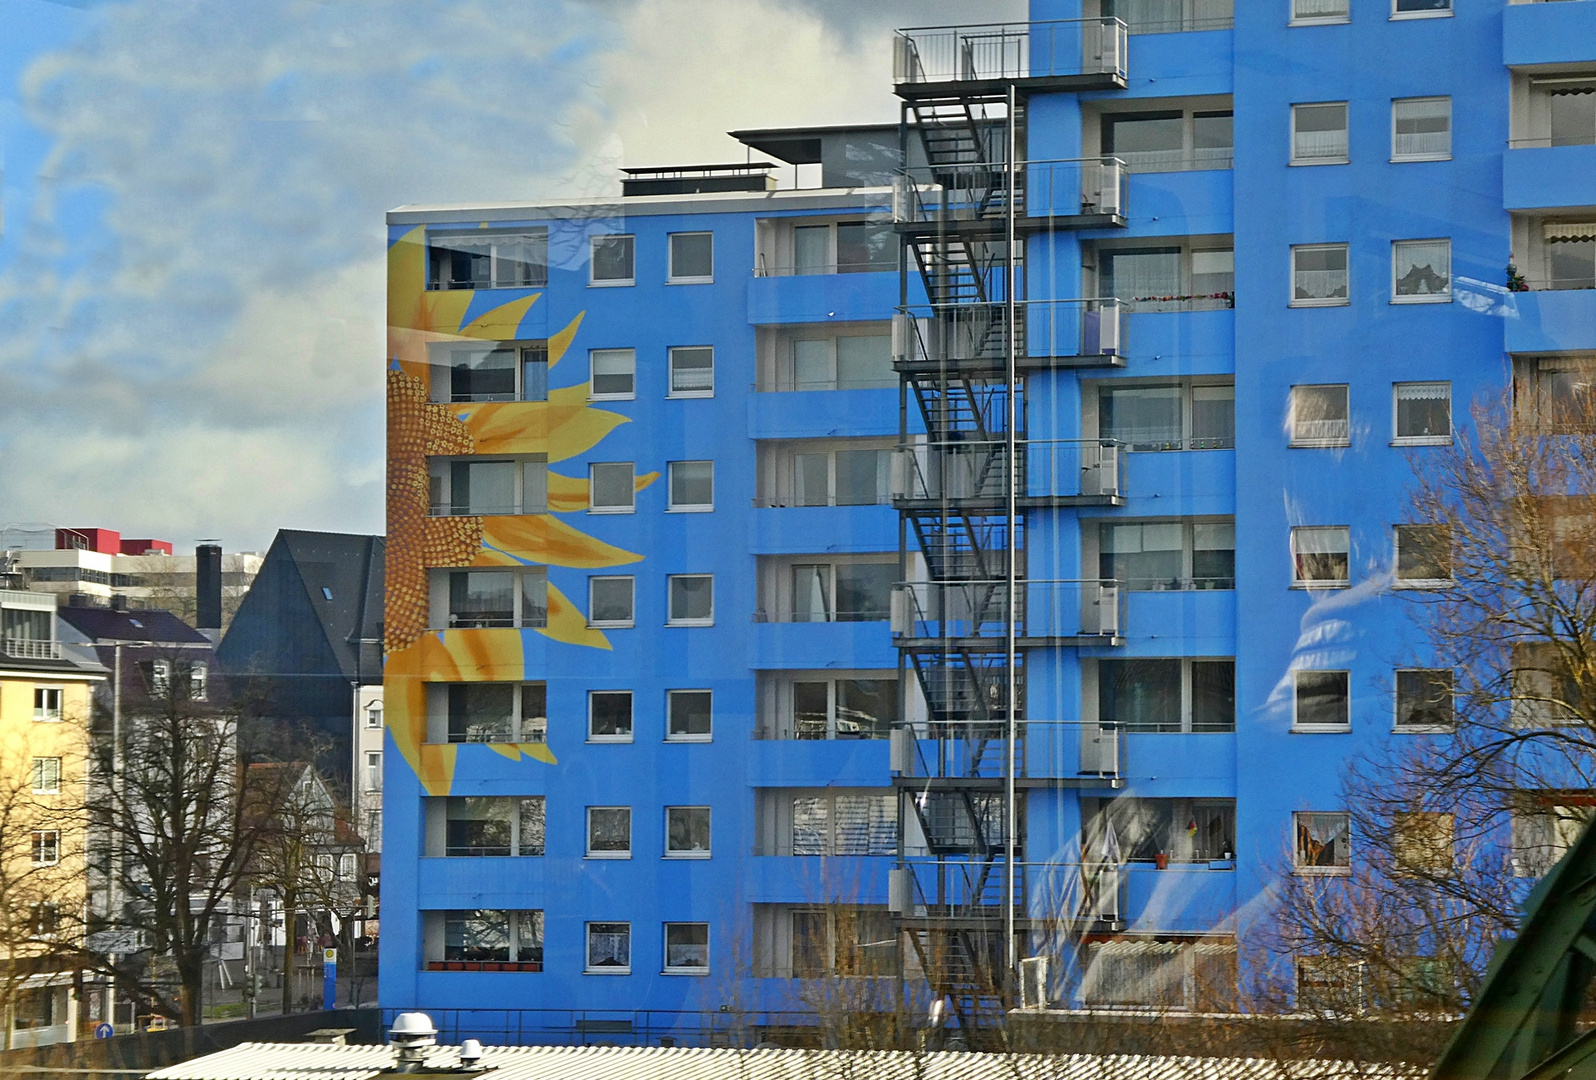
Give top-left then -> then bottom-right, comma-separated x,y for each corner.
1393,239 -> 1451,302
589,576 -> 636,628
1292,526 -> 1350,586
1392,97 -> 1451,161
668,347 -> 715,397
1394,382 -> 1452,444
668,461 -> 714,511
30,757 -> 60,795
1291,244 -> 1349,305
1393,0 -> 1450,16
1396,669 -> 1454,730
1291,103 -> 1349,164
32,688 -> 62,723
1289,384 -> 1351,447
30,831 -> 59,867
587,806 -> 632,858
590,235 -> 635,285
667,690 -> 712,741
589,349 -> 636,400
1395,524 -> 1452,585
668,575 -> 714,626
664,922 -> 710,974
668,233 -> 714,282
589,462 -> 636,513
1291,0 -> 1349,22
1295,812 -> 1351,872
666,806 -> 712,857
589,691 -> 634,741
586,922 -> 631,973
1295,670 -> 1351,729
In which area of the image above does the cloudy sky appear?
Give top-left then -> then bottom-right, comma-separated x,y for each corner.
0,0 -> 1021,554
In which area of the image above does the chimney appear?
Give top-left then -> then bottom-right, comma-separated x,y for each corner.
196,544 -> 223,631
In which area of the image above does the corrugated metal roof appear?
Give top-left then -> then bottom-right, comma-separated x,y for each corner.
144,1041 -> 1424,1080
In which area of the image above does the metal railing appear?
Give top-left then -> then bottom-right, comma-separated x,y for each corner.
892,718 -> 1124,781
428,503 -> 543,518
752,493 -> 893,509
752,607 -> 891,625
379,1007 -> 875,1048
892,578 -> 1122,640
896,298 -> 1123,364
890,858 -> 1129,924
1510,135 -> 1596,149
1521,276 -> 1596,291
892,158 -> 1127,226
1,637 -> 61,661
894,439 -> 1121,502
893,18 -> 1128,86
1117,292 -> 1234,313
752,258 -> 896,278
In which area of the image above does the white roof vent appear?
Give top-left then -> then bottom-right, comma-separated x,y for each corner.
389,1012 -> 437,1069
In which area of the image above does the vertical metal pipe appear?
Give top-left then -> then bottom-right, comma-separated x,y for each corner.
1003,81 -> 1019,996
109,642 -> 122,1031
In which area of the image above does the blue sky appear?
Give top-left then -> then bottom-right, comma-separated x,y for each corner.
0,0 -> 1017,554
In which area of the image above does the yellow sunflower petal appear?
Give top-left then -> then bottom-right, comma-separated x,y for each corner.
547,471 -> 590,512
548,312 -> 585,366
478,515 -> 644,569
521,743 -> 559,765
538,582 -> 612,650
452,386 -> 629,460
417,628 -> 527,682
459,293 -> 541,340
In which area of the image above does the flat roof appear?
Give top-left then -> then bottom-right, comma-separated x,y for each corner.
730,122 -> 900,165
387,185 -> 892,226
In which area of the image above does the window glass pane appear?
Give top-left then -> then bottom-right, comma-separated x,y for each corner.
1293,245 -> 1349,302
590,577 -> 634,625
793,453 -> 831,506
835,449 -> 887,505
1103,249 -> 1181,301
446,910 -> 509,961
667,807 -> 711,853
1397,669 -> 1453,729
591,463 -> 635,511
1193,112 -> 1234,167
588,807 -> 631,853
1550,91 -> 1596,148
792,911 -> 828,976
792,797 -> 829,855
449,571 -> 514,627
449,347 -> 516,403
791,565 -> 833,623
1293,103 -> 1348,161
794,226 -> 830,275
452,461 -> 517,516
592,235 -> 634,282
590,349 -> 635,397
793,682 -> 830,739
835,335 -> 893,389
520,570 -> 547,628
1296,813 -> 1351,868
668,690 -> 712,737
1191,385 -> 1235,449
1100,659 -> 1182,732
590,692 -> 633,737
1395,0 -> 1450,11
520,347 -> 549,402
669,461 -> 714,508
835,222 -> 895,273
446,797 -> 512,856
1393,98 -> 1451,158
1293,0 -> 1349,19
430,235 -> 491,290
670,576 -> 713,623
670,233 -> 713,280
1192,662 -> 1236,732
1100,522 -> 1184,588
837,679 -> 896,739
1548,238 -> 1596,291
448,684 -> 514,742
835,795 -> 898,855
1101,386 -> 1183,450
522,459 -> 548,514
666,923 -> 710,969
587,923 -> 630,968
835,564 -> 895,622
1293,527 -> 1350,583
1104,114 -> 1183,169
1291,385 -> 1350,444
1296,670 -> 1350,727
1193,522 -> 1236,587
1396,524 -> 1451,581
1191,250 -> 1234,295
514,910 -> 544,964
792,340 -> 833,390
521,683 -> 548,742
493,233 -> 548,289
1394,240 -> 1451,298
670,347 -> 714,394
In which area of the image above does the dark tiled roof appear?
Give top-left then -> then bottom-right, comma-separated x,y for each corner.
57,605 -> 209,644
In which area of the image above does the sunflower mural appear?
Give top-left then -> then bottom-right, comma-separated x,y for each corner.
385,226 -> 655,796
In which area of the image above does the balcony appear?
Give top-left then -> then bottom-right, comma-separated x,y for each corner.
892,159 -> 1128,234
891,720 -> 1125,787
747,270 -> 899,325
893,19 -> 1129,97
747,619 -> 896,670
892,579 -> 1124,647
1504,144 -> 1596,212
895,299 -> 1125,375
1,638 -> 61,661
894,439 -> 1125,510
1505,288 -> 1596,353
747,388 -> 897,440
1504,0 -> 1596,67
748,739 -> 892,787
747,505 -> 898,555
890,858 -> 1128,932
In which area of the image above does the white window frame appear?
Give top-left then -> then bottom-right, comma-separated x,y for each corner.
588,575 -> 636,629
588,462 -> 637,514
589,234 -> 635,287
667,346 -> 715,398
667,461 -> 715,512
434,568 -> 548,630
1392,382 -> 1453,446
427,455 -> 549,517
1292,669 -> 1352,732
30,757 -> 61,795
1291,525 -> 1351,588
667,232 -> 714,285
429,681 -> 547,745
667,574 -> 715,627
365,752 -> 382,792
1290,102 -> 1350,166
1394,668 -> 1456,733
150,659 -> 172,697
1288,384 -> 1352,448
588,690 -> 634,743
663,922 -> 711,975
1290,243 -> 1351,307
586,806 -> 633,859
30,830 -> 59,867
32,687 -> 63,723
1391,96 -> 1452,162
1391,238 -> 1452,304
1289,0 -> 1350,25
427,341 -> 551,404
589,348 -> 636,401
666,689 -> 713,742
665,806 -> 712,859
1393,524 -> 1453,588
1391,0 -> 1451,20
584,921 -> 632,974
1294,811 -> 1352,875
366,702 -> 384,728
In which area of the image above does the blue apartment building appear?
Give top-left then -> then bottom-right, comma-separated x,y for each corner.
379,0 -> 1596,1038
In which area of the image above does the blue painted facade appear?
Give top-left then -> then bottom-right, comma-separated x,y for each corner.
381,0 -> 1595,1033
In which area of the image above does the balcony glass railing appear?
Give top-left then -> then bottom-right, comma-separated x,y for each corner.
897,298 -> 1123,364
894,158 -> 1128,226
894,439 -> 1122,502
894,18 -> 1128,86
1112,147 -> 1234,173
892,578 -> 1123,640
893,718 -> 1124,781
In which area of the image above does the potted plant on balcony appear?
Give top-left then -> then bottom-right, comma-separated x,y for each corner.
1154,851 -> 1169,870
